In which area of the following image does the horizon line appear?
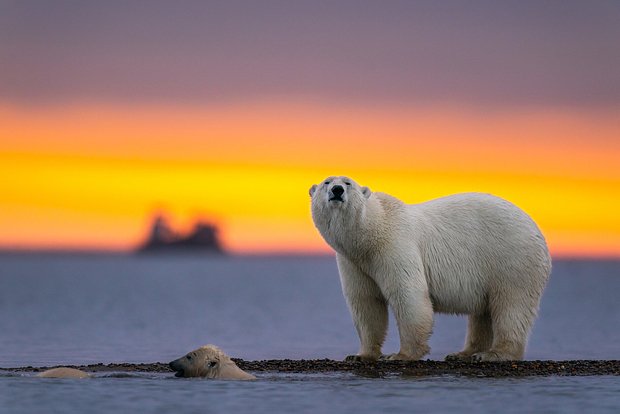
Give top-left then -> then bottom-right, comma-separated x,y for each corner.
1,247 -> 619,262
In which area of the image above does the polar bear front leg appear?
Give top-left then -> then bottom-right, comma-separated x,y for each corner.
337,254 -> 388,362
384,276 -> 433,361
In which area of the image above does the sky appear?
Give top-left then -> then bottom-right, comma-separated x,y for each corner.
1,1 -> 619,256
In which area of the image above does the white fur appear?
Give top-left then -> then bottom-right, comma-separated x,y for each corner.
169,345 -> 256,380
36,367 -> 90,378
310,176 -> 551,361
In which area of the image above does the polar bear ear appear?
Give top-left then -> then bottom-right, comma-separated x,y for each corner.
361,186 -> 372,199
309,184 -> 317,197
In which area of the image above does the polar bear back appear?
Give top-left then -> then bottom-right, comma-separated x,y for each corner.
398,192 -> 550,315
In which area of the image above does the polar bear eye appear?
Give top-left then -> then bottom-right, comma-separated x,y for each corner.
344,182 -> 351,186
324,181 -> 331,185
186,355 -> 192,360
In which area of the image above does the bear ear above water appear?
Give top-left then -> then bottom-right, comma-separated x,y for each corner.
362,186 -> 372,199
309,184 -> 317,197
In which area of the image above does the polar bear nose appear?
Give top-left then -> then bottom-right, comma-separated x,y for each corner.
331,185 -> 345,197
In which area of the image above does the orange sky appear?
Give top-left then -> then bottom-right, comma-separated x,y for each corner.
1,102 -> 619,257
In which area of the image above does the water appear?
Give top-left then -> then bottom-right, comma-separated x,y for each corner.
1,254 -> 619,413
1,374 -> 619,414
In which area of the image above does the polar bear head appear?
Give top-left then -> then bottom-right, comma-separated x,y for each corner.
309,176 -> 374,252
168,345 -> 256,380
309,176 -> 371,211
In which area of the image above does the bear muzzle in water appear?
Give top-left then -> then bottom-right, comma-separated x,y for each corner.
168,359 -> 186,377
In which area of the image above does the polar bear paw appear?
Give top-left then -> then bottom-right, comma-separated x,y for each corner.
345,354 -> 380,362
471,351 -> 507,362
445,352 -> 473,361
380,353 -> 418,361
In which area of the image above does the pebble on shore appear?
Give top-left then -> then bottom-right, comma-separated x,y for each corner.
6,360 -> 619,378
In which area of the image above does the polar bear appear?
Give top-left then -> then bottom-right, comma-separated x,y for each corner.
36,367 -> 90,378
310,176 -> 551,362
168,345 -> 256,380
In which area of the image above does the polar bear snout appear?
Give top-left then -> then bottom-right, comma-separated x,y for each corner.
329,185 -> 346,202
168,359 -> 185,377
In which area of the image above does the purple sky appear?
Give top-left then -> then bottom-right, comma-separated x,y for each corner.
1,0 -> 619,108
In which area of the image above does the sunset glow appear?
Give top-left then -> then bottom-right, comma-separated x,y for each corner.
2,2 -> 619,257
1,103 -> 619,256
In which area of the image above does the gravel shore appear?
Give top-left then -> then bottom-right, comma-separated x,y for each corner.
5,360 -> 619,378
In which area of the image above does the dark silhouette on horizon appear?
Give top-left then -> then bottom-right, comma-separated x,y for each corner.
137,214 -> 224,254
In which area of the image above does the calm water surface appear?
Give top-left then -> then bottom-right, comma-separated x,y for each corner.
0,254 -> 619,413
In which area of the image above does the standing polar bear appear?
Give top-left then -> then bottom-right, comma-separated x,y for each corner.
310,176 -> 551,362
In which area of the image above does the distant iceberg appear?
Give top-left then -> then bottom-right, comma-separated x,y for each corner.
137,214 -> 224,254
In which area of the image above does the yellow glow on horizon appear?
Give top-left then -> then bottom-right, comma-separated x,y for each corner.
1,103 -> 619,256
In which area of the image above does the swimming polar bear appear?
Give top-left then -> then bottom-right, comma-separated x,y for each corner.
36,367 -> 90,378
310,176 -> 551,362
169,345 -> 256,380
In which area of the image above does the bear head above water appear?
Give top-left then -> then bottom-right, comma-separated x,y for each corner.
168,345 -> 256,380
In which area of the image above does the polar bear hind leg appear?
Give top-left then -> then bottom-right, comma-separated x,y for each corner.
471,288 -> 539,361
446,312 -> 494,360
